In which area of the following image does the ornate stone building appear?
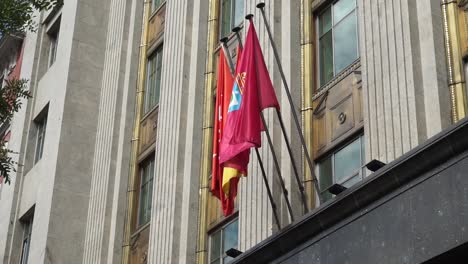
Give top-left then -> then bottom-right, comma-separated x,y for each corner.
1,0 -> 468,263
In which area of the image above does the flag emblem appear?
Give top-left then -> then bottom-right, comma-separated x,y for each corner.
228,72 -> 246,113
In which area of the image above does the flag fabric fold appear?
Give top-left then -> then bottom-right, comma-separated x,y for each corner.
211,48 -> 239,216
217,21 -> 280,216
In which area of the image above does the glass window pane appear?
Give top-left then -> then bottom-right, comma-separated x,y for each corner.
147,179 -> 153,210
224,256 -> 235,264
234,0 -> 244,27
223,220 -> 238,252
334,138 -> 361,183
319,8 -> 332,36
319,156 -> 333,201
210,231 -> 222,261
152,0 -> 162,12
155,50 -> 163,105
319,156 -> 333,190
220,0 -> 232,37
333,11 -> 358,74
333,0 -> 356,24
342,174 -> 361,188
320,31 -> 333,85
210,259 -> 221,264
139,184 -> 148,225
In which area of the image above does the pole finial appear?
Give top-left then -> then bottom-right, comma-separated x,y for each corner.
245,14 -> 254,20
220,37 -> 229,44
256,2 -> 265,8
232,26 -> 242,33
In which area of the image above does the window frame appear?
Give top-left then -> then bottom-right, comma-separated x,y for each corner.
316,0 -> 359,87
136,155 -> 155,227
209,217 -> 239,264
47,16 -> 61,68
34,110 -> 48,164
219,0 -> 244,38
151,0 -> 164,14
20,214 -> 34,264
317,134 -> 366,201
144,45 -> 163,114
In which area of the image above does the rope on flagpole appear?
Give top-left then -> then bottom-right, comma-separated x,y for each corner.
256,2 -> 323,205
220,37 -> 282,230
246,14 -> 295,222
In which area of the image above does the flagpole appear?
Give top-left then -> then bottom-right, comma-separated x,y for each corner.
256,3 -> 323,205
232,26 -> 244,50
246,14 -> 295,222
232,28 -> 309,214
220,38 -> 282,230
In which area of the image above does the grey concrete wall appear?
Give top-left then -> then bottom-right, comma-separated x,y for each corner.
0,0 -> 141,263
358,0 -> 451,164
0,12 -> 41,263
62,0 -> 140,263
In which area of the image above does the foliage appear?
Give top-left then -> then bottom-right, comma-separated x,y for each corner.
0,79 -> 32,184
0,0 -> 63,35
0,0 -> 61,184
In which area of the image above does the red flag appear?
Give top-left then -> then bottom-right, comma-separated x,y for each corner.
211,48 -> 237,215
219,21 -> 280,215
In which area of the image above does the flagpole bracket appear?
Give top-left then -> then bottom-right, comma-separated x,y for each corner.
220,37 -> 229,44
232,26 -> 242,33
301,106 -> 314,112
256,2 -> 266,8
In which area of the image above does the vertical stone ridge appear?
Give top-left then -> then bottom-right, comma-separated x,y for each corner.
82,0 -> 127,263
360,0 -> 423,163
239,0 -> 274,252
147,0 -> 188,262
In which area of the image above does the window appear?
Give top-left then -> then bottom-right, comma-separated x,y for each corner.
151,0 -> 163,13
318,0 -> 358,85
144,46 -> 163,114
20,216 -> 33,264
220,0 -> 244,38
209,219 -> 239,264
34,111 -> 48,164
317,135 -> 365,201
137,157 -> 155,226
47,18 -> 61,68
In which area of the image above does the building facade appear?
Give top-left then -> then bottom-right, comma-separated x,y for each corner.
0,0 -> 142,263
0,0 -> 467,263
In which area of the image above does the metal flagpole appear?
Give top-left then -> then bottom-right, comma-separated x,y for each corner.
232,25 -> 309,213
220,38 -> 282,229
232,26 -> 244,49
256,3 -> 323,204
245,14 -> 295,222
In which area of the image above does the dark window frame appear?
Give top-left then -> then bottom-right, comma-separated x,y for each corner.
151,0 -> 165,13
144,45 -> 163,114
136,155 -> 155,227
317,0 -> 359,86
219,0 -> 244,38
20,212 -> 34,264
47,16 -> 61,68
209,217 -> 239,264
34,108 -> 48,164
317,134 -> 366,201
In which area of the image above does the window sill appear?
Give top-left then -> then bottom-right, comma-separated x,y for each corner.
149,1 -> 167,21
207,211 -> 239,234
313,58 -> 361,101
131,221 -> 151,238
215,23 -> 244,53
141,104 -> 159,121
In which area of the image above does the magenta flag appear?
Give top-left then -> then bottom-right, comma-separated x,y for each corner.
219,20 -> 280,172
